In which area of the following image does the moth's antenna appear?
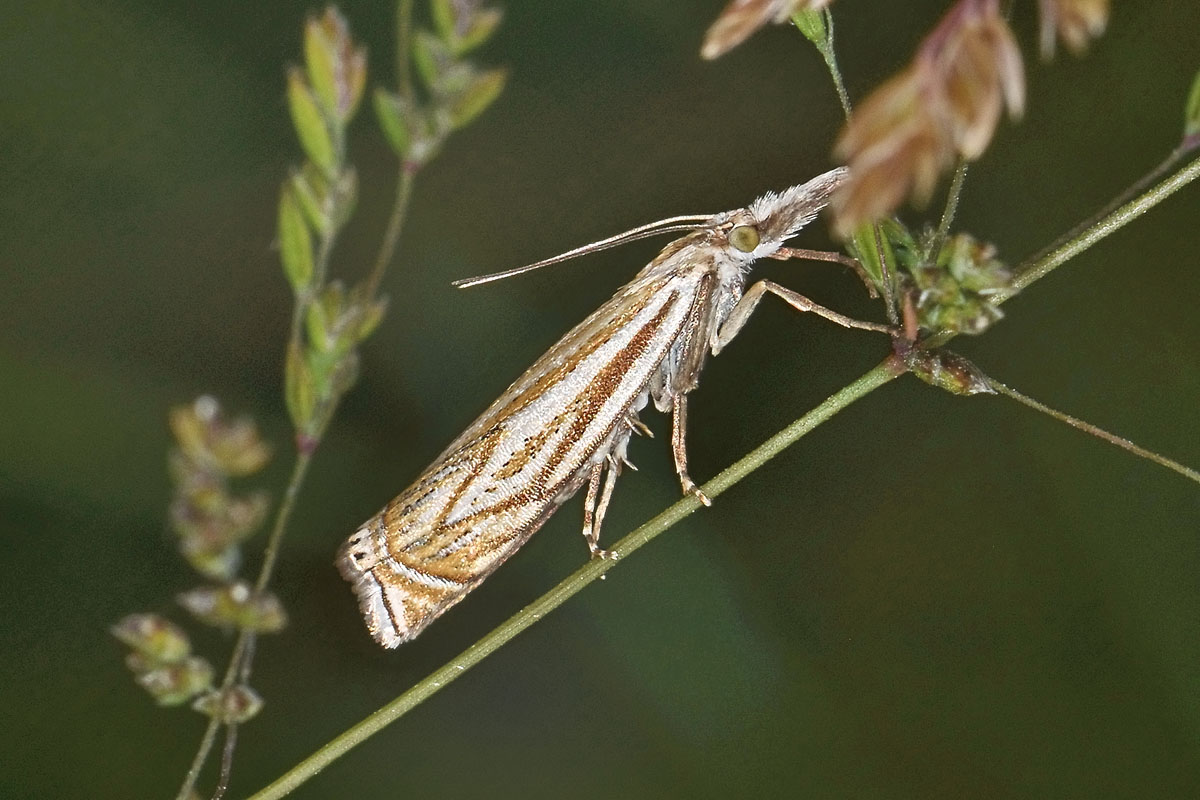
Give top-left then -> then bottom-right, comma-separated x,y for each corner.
452,214 -> 715,289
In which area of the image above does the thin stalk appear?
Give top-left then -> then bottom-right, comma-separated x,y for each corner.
211,722 -> 239,800
248,149 -> 1200,799
1002,153 -> 1200,299
175,635 -> 248,800
927,160 -> 969,261
987,379 -> 1200,486
175,453 -> 313,800
247,362 -> 903,800
1020,139 -> 1200,276
255,453 -> 314,594
872,223 -> 900,326
811,11 -> 852,118
369,0 -> 419,301
803,12 -> 899,327
364,166 -> 416,300
396,0 -> 414,101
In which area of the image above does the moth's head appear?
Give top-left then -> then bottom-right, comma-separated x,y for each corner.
713,166 -> 848,266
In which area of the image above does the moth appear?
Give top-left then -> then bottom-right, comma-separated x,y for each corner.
338,167 -> 889,647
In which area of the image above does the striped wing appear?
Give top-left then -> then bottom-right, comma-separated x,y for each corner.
339,268 -> 705,647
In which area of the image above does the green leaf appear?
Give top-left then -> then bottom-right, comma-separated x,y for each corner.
374,88 -> 413,158
448,68 -> 507,130
846,223 -> 889,287
412,30 -> 452,93
304,15 -> 339,117
343,45 -> 367,122
290,166 -> 330,234
1185,67 -> 1200,138
330,167 -> 358,232
792,9 -> 827,47
431,0 -> 456,43
455,8 -> 503,55
278,185 -> 314,293
356,298 -> 389,343
285,340 -> 315,431
305,297 -> 331,353
328,350 -> 361,397
287,68 -> 335,173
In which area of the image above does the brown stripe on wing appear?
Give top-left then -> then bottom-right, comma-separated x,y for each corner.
434,272 -> 679,457
413,283 -> 692,547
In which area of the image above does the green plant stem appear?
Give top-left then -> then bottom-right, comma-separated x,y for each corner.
176,633 -> 248,799
814,11 -> 851,119
364,166 -> 416,300
247,361 -> 902,800
987,379 -> 1200,485
804,10 -> 903,331
179,5 -> 424,795
247,149 -> 1200,799
1020,139 -> 1200,278
255,453 -> 314,594
369,0 -> 419,301
175,453 -> 313,800
396,0 -> 414,100
927,160 -> 969,261
1001,153 -> 1200,299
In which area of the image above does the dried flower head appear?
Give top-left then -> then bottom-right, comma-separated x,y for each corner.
169,481 -> 270,580
170,396 -> 271,478
168,397 -> 271,579
701,0 -> 833,60
178,582 -> 288,633
902,347 -> 997,396
192,685 -> 264,724
831,0 -> 1025,235
111,613 -> 192,665
112,613 -> 215,705
136,657 -> 215,706
1039,0 -> 1110,58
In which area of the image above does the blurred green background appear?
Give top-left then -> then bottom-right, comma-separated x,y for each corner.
3,1 -> 1199,797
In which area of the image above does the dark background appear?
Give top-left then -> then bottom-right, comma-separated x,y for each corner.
3,1 -> 1199,797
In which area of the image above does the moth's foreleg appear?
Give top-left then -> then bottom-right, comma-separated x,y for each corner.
671,394 -> 713,507
713,279 -> 893,355
770,247 -> 879,298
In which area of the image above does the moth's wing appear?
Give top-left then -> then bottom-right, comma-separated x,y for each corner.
434,268 -> 678,459
339,266 -> 703,647
337,426 -> 551,646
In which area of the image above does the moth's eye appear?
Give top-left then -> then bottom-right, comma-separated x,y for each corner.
729,225 -> 760,253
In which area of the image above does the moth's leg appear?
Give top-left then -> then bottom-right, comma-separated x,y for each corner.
588,457 -> 621,561
626,411 -> 654,439
714,279 -> 892,355
671,394 -> 713,507
581,462 -> 618,560
770,247 -> 878,297
581,462 -> 604,558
